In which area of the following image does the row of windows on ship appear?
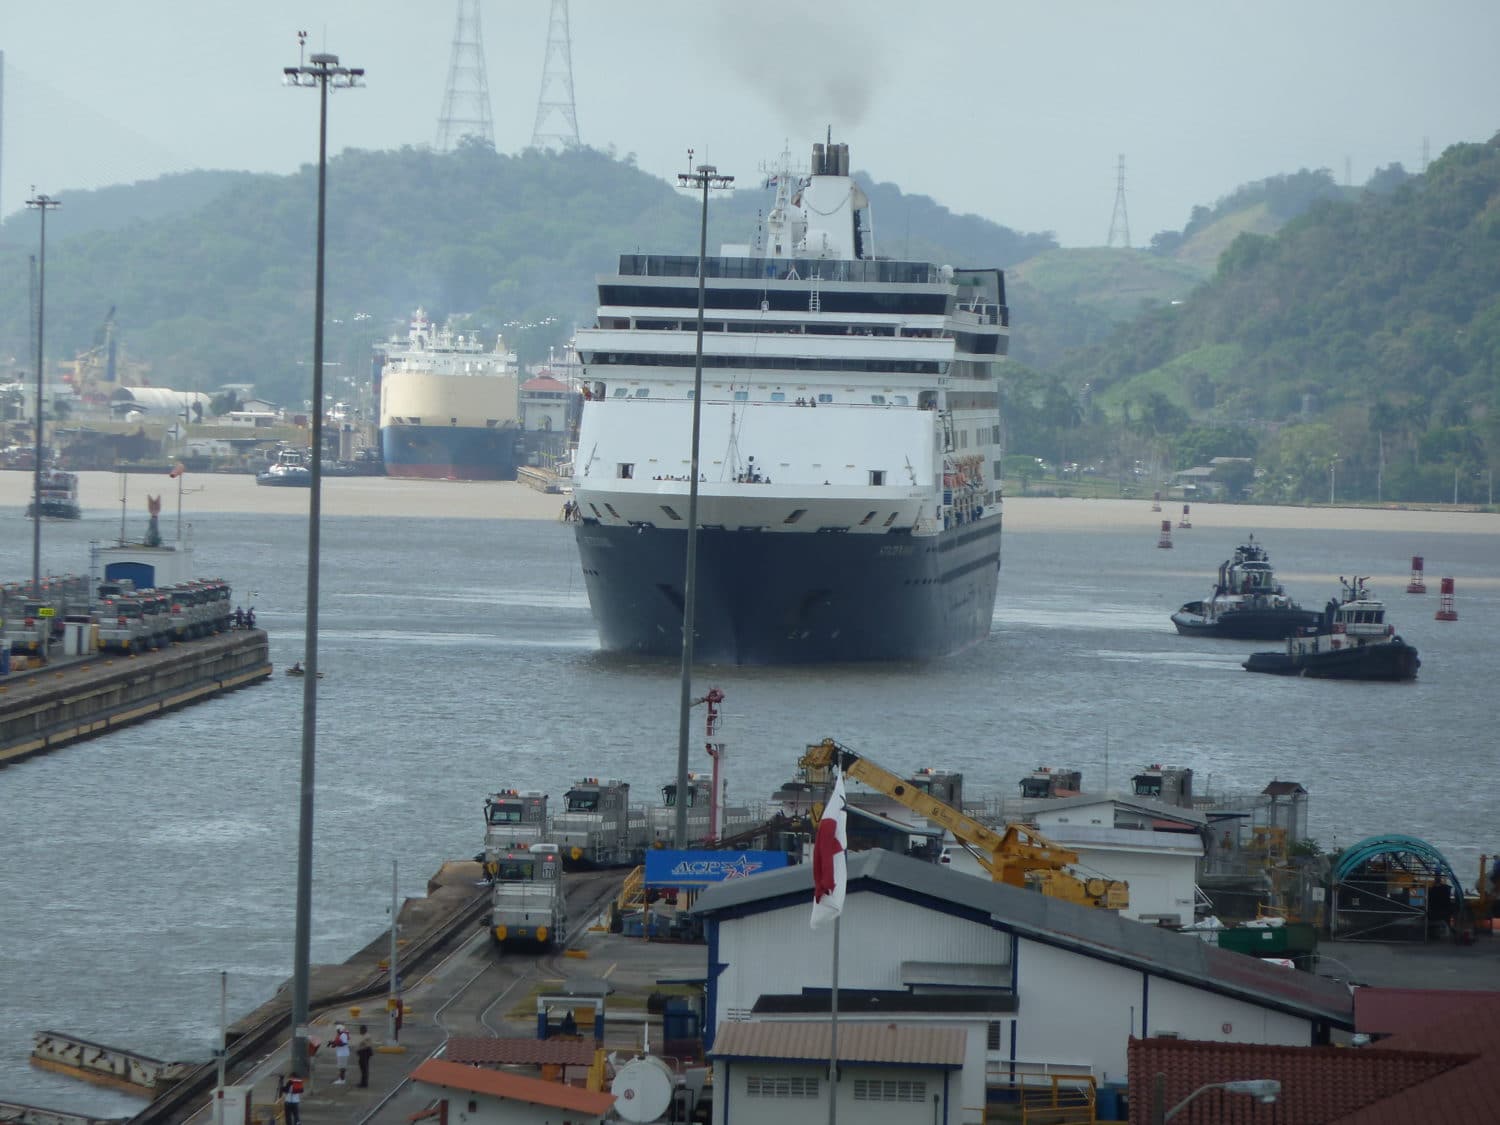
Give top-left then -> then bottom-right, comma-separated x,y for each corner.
601,318 -> 1004,353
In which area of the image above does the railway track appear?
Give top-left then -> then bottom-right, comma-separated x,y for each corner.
139,870 -> 625,1125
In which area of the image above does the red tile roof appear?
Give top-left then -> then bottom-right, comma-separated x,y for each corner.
1127,1037 -> 1471,1125
1332,997 -> 1500,1124
522,375 -> 567,391
444,1036 -> 598,1067
1354,988 -> 1500,1037
410,1058 -> 615,1116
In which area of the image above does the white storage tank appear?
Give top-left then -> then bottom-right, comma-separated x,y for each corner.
610,1054 -> 675,1123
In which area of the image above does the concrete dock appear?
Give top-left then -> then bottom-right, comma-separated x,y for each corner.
95,861 -> 675,1125
0,630 -> 271,766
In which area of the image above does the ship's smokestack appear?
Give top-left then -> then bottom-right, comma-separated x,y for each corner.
812,142 -> 825,176
838,143 -> 850,176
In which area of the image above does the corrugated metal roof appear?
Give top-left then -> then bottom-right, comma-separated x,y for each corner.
444,1036 -> 598,1066
710,1020 -> 965,1067
753,991 -> 1016,1015
693,849 -> 1353,1027
411,1058 -> 615,1115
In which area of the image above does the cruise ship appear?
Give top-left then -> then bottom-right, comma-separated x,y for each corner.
570,141 -> 1008,664
377,310 -> 523,480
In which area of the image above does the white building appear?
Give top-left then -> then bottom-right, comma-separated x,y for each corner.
1026,795 -> 1207,925
409,1057 -> 614,1124
710,1021 -> 967,1125
694,850 -> 1352,1124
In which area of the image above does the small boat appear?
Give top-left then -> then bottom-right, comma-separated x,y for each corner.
256,449 -> 313,487
25,469 -> 82,519
284,662 -> 324,679
1171,535 -> 1321,639
1243,576 -> 1420,681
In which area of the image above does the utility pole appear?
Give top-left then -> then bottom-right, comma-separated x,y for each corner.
26,191 -> 59,599
282,37 -> 364,1079
389,859 -> 402,1047
531,0 -> 580,149
435,0 -> 494,151
672,154 -> 733,848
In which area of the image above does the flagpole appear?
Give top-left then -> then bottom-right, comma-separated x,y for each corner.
828,914 -> 840,1125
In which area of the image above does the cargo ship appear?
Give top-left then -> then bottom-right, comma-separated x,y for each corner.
570,139 -> 1007,664
377,309 -> 523,480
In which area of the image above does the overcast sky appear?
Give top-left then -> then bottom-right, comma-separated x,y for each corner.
3,1 -> 1498,248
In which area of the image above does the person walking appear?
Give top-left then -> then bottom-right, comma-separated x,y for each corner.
356,1024 -> 374,1087
281,1074 -> 304,1125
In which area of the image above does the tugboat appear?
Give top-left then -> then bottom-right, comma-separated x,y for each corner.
1170,535 -> 1321,639
1243,576 -> 1420,681
25,469 -> 82,519
255,448 -> 312,487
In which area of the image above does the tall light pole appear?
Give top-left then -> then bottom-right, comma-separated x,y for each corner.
672,154 -> 733,848
283,37 -> 363,1078
26,191 -> 59,599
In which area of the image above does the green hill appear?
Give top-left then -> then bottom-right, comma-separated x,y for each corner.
1055,139 -> 1500,504
1010,247 -> 1206,319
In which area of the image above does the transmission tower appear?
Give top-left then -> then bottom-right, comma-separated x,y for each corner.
531,0 -> 580,149
435,0 -> 494,152
1106,153 -> 1131,248
1421,135 -> 1430,174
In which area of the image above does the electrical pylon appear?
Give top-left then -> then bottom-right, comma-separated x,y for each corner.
1106,153 -> 1131,248
531,0 -> 580,149
436,0 -> 494,152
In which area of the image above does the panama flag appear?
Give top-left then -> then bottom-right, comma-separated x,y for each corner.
810,767 -> 848,928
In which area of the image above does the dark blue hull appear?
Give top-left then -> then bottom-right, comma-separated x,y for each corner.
573,518 -> 1001,664
381,425 -> 523,481
1171,601 -> 1321,639
1244,640 -> 1420,680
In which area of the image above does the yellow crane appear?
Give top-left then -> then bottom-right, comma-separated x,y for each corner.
799,738 -> 1129,911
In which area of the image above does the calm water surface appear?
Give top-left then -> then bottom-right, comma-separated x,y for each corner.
1,503 -> 1496,1113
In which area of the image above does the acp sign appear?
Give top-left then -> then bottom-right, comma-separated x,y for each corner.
644,849 -> 788,888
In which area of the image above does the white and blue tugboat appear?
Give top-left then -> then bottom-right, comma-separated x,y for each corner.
1171,535 -> 1321,640
255,448 -> 312,487
1243,576 -> 1420,681
569,139 -> 1007,664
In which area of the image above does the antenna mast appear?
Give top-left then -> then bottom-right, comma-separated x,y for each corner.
531,0 -> 580,149
436,0 -> 495,151
1106,153 -> 1131,249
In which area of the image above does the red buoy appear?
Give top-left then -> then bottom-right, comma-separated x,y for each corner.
1151,490 -> 1161,512
1406,556 -> 1426,594
1435,576 -> 1457,621
1157,520 -> 1173,549
1177,504 -> 1192,529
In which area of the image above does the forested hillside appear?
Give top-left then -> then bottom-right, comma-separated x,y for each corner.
3,136 -> 1492,505
1009,143 -> 1497,504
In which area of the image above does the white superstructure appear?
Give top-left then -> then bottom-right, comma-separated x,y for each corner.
570,140 -> 1009,664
